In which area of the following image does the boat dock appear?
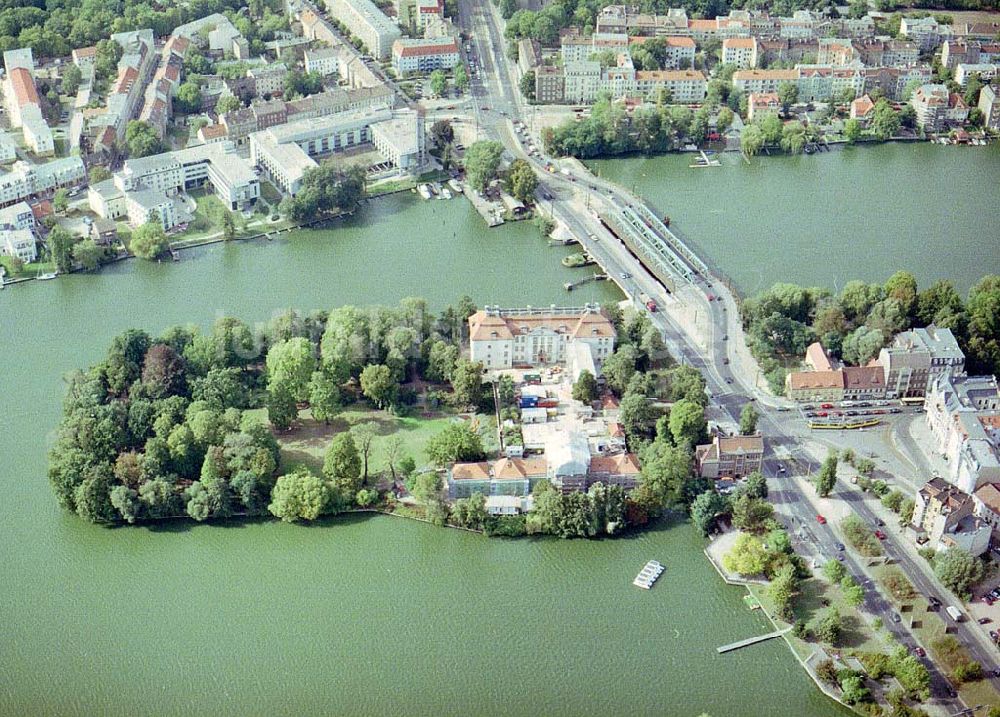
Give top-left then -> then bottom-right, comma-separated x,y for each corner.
717,627 -> 791,653
689,150 -> 721,168
633,560 -> 665,589
564,272 -> 607,291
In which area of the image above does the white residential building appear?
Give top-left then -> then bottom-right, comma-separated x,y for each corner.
125,189 -> 178,230
324,0 -> 402,59
0,157 -> 86,207
305,47 -> 342,76
722,37 -> 755,68
925,374 -> 1000,495
467,305 -> 617,371
0,132 -> 17,163
2,48 -> 54,156
0,228 -> 36,263
954,62 -> 999,86
900,16 -> 951,51
391,37 -> 460,74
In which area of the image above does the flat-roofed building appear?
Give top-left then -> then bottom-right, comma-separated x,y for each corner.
0,157 -> 86,208
324,0 -> 402,59
369,109 -> 424,172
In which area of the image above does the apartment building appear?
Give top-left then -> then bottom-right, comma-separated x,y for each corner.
911,83 -> 970,130
2,48 -> 54,156
468,305 -> 616,371
695,434 -> 764,479
0,200 -> 36,262
878,325 -> 965,399
91,143 -> 259,229
535,66 -> 565,103
979,83 -> 1000,130
747,91 -> 780,121
955,62 -> 999,86
324,0 -> 402,59
305,47 -> 342,76
0,157 -> 86,208
925,374 -> 1000,495
900,16 -> 951,51
391,37 -> 460,74
912,477 -> 990,556
250,107 -> 421,195
722,37 -> 756,68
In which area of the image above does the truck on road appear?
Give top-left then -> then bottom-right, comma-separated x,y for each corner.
946,605 -> 963,622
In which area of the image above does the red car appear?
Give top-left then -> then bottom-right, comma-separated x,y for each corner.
816,515 -> 827,524
914,646 -> 926,657
707,294 -> 715,301
984,596 -> 995,606
817,411 -> 828,417
821,403 -> 834,409
874,530 -> 887,540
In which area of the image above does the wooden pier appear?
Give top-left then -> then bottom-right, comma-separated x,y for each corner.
564,273 -> 608,291
717,627 -> 791,653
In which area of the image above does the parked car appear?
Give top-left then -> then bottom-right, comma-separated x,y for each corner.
874,530 -> 887,540
835,542 -> 845,551
816,515 -> 827,524
978,617 -> 992,625
983,595 -> 994,606
892,613 -> 902,623
914,646 -> 926,657
990,630 -> 998,641
778,465 -> 787,474
821,403 -> 834,409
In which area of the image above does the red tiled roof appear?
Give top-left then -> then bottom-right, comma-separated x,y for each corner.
199,124 -> 228,139
723,38 -> 755,49
9,68 -> 40,107
394,40 -> 459,58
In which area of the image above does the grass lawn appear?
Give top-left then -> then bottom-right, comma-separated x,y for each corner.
259,179 -> 283,206
748,573 -> 884,663
2,256 -> 56,279
256,406 -> 486,476
872,574 -> 1000,707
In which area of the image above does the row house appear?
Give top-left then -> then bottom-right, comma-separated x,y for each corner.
628,35 -> 696,69
973,482 -> 1000,547
942,40 -> 1000,69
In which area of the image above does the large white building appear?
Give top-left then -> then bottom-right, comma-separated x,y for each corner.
2,48 -> 54,156
468,305 -> 617,371
90,142 -> 259,229
324,0 -> 402,59
250,107 -> 423,195
925,374 -> 1000,495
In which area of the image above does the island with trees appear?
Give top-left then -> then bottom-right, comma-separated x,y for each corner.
48,296 -> 723,539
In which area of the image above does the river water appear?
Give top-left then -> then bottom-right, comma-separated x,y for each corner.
591,143 -> 1000,296
0,177 -> 933,716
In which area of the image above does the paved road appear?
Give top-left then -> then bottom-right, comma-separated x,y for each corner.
459,2 -> 996,711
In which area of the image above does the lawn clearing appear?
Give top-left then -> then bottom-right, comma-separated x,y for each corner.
267,406 -> 484,475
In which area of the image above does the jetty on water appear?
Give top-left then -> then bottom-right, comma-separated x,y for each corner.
717,627 -> 791,653
633,560 -> 665,589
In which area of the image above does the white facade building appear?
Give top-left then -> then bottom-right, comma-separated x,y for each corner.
324,0 -> 402,59
0,157 -> 86,208
391,37 -> 460,74
468,305 -> 616,371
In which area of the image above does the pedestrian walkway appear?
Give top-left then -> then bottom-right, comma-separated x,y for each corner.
717,627 -> 791,653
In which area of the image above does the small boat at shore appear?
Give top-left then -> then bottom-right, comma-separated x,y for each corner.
633,560 -> 665,589
38,273 -> 58,281
417,184 -> 432,200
